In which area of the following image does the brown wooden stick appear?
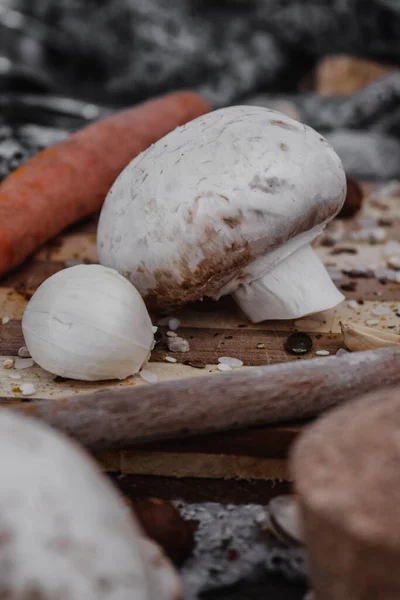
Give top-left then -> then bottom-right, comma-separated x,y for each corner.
10,347 -> 400,451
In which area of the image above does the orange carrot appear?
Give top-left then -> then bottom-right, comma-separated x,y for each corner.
0,92 -> 211,276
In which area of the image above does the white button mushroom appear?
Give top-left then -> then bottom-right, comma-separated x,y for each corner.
22,264 -> 154,380
0,410 -> 181,599
97,106 -> 346,322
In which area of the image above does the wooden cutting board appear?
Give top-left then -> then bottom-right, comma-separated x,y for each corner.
1,181 -> 399,487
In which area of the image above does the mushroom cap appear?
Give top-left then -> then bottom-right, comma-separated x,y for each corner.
0,410 -> 181,599
98,105 -> 346,312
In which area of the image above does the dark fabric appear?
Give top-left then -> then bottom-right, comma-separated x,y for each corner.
1,0 -> 400,180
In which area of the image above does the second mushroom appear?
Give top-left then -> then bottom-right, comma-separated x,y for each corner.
98,106 -> 346,322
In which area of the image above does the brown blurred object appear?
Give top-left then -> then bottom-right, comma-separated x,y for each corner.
314,55 -> 396,95
132,497 -> 196,566
337,176 -> 364,219
291,386 -> 400,600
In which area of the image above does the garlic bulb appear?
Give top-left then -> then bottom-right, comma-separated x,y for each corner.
0,410 -> 182,599
22,264 -> 154,381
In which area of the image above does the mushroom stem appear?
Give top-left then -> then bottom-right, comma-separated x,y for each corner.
232,244 -> 344,323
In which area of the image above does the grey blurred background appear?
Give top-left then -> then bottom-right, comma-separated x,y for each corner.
0,0 -> 400,181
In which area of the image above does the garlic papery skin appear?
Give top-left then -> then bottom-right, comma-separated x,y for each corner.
22,264 -> 154,381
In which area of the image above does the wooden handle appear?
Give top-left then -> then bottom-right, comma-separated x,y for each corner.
291,385 -> 400,599
13,347 -> 400,451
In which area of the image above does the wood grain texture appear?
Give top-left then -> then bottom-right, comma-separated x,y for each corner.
1,181 -> 400,486
111,474 -> 293,504
11,347 -> 400,451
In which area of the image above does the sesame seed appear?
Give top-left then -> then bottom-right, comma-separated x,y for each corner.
164,356 -> 177,363
140,370 -> 159,383
168,318 -> 181,331
17,346 -> 31,358
217,357 -> 243,368
20,383 -> 36,396
217,363 -> 232,372
14,358 -> 34,369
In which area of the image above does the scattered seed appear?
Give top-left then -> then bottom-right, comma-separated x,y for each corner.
1,316 -> 10,325
2,359 -> 14,369
372,304 -> 390,316
8,373 -> 21,380
166,330 -> 178,338
285,332 -> 313,355
377,269 -> 400,283
14,358 -> 34,369
370,228 -> 386,243
17,346 -> 31,358
218,357 -> 243,368
164,356 -> 177,363
140,370 -> 159,383
217,363 -> 232,372
152,325 -> 158,334
315,350 -> 330,356
167,336 -> 190,353
366,319 -> 379,326
374,181 -> 400,199
347,300 -> 359,311
168,318 -> 180,331
256,343 -> 266,349
350,227 -> 386,243
20,383 -> 36,397
374,267 -> 390,283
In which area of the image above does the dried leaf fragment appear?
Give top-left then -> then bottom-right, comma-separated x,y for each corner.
340,321 -> 400,352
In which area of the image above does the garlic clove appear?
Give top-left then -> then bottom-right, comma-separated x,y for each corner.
22,265 -> 154,381
233,244 -> 344,323
138,537 -> 182,600
340,321 -> 400,352
0,410 -> 181,600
